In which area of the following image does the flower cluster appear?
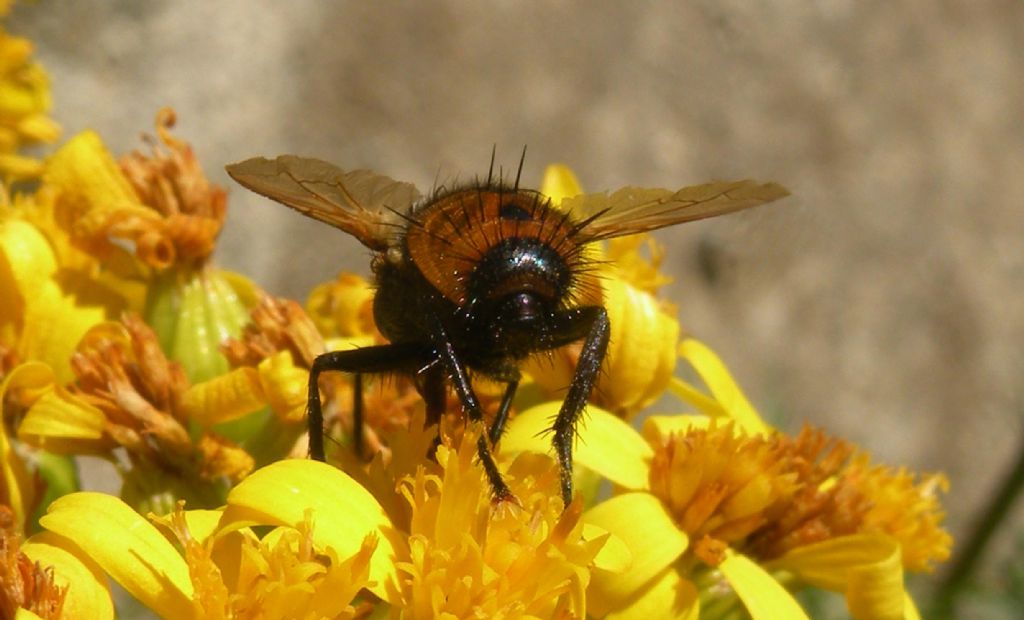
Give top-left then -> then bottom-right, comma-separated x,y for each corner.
0,6 -> 952,619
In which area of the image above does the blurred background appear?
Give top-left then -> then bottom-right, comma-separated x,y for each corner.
10,1 -> 1024,616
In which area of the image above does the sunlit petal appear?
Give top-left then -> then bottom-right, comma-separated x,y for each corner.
598,276 -> 679,417
1,363 -> 47,526
604,569 -> 698,620
18,385 -> 111,453
903,592 -> 921,620
582,522 -> 631,573
847,548 -> 904,620
769,534 -> 904,620
0,219 -> 112,382
38,492 -> 194,619
255,351 -> 308,423
501,402 -> 652,490
585,493 -> 688,612
719,551 -> 809,620
21,531 -> 114,619
768,533 -> 899,592
220,459 -> 399,602
539,164 -> 583,204
179,366 -> 264,427
676,338 -> 767,434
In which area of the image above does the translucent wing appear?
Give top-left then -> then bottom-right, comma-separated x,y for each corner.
561,180 -> 789,241
225,155 -> 422,251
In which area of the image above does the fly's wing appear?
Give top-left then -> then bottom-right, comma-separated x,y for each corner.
561,180 -> 789,241
225,155 -> 422,251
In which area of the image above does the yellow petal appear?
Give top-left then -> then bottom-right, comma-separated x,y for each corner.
150,508 -> 224,545
180,366 -> 265,426
719,551 -> 809,620
501,402 -> 653,491
20,279 -> 111,383
181,509 -> 225,545
767,533 -> 901,592
0,154 -> 44,179
43,130 -> 141,217
217,269 -> 261,310
220,459 -> 400,603
18,385 -> 111,454
585,493 -> 688,613
582,522 -> 632,573
770,533 -> 906,620
677,338 -> 768,435
605,569 -> 698,620
599,276 -> 679,416
256,350 -> 308,423
903,592 -> 921,620
1,362 -> 48,527
847,551 -> 905,620
540,164 -> 583,204
17,114 -> 61,145
0,218 -> 120,381
0,218 -> 57,292
305,272 -> 375,338
21,531 -> 114,619
38,492 -> 195,619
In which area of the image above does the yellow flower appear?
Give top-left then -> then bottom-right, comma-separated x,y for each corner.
306,271 -> 378,340
0,192 -> 124,384
502,340 -> 950,620
42,110 -> 254,383
393,426 -> 606,619
523,165 -> 679,419
160,422 -> 608,618
33,463 -> 394,619
219,284 -> 501,469
0,13 -> 61,181
196,291 -> 451,471
197,294 -> 333,464
45,109 -> 225,273
16,315 -> 253,513
1,504 -> 113,619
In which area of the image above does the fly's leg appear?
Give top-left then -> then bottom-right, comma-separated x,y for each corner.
307,343 -> 432,461
547,306 -> 611,506
430,320 -> 514,501
488,379 -> 520,446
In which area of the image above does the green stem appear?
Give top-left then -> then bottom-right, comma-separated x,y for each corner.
932,427 -> 1024,617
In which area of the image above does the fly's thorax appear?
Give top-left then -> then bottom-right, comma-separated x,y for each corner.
403,186 -> 601,312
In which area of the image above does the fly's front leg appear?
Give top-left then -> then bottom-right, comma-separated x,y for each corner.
548,306 -> 611,506
307,343 -> 432,461
489,378 -> 519,446
430,320 -> 514,501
